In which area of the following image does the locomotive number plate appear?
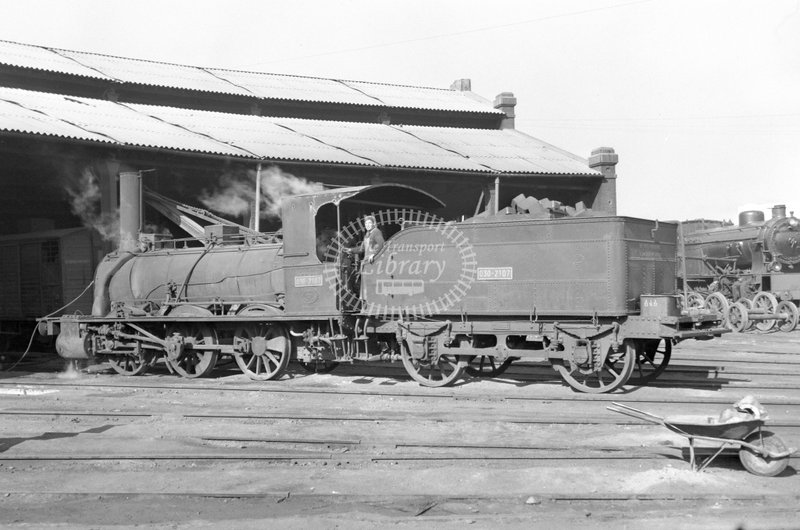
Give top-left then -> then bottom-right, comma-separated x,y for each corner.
477,267 -> 513,281
294,274 -> 324,287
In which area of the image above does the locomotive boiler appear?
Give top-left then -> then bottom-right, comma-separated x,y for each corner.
40,171 -> 727,392
681,205 -> 800,332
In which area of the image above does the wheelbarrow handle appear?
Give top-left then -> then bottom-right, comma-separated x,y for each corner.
607,402 -> 666,425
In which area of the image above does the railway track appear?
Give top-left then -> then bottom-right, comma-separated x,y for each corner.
3,490 -> 798,529
1,333 -> 799,527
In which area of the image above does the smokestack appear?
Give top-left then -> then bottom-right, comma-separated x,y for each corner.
772,205 -> 787,219
119,172 -> 142,252
494,92 -> 516,129
589,147 -> 618,215
450,79 -> 471,91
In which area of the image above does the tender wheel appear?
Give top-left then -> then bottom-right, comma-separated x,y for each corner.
752,292 -> 778,332
685,292 -> 705,310
401,340 -> 467,387
776,300 -> 799,332
465,356 -> 515,378
555,340 -> 635,394
165,324 -> 219,378
234,322 -> 290,381
726,302 -> 750,333
108,352 -> 155,376
628,339 -> 672,385
704,292 -> 729,319
739,430 -> 791,476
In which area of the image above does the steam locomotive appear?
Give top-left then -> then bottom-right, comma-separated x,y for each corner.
39,172 -> 726,392
681,205 -> 800,332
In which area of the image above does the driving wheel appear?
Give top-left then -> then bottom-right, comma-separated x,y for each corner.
165,323 -> 219,378
234,321 -> 290,381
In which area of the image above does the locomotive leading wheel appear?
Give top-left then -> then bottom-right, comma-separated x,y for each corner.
165,324 -> 219,378
752,292 -> 778,332
465,355 -> 515,378
108,352 -> 156,376
739,430 -> 791,477
776,300 -> 799,333
628,339 -> 672,386
234,322 -> 290,381
401,340 -> 467,387
555,340 -> 636,394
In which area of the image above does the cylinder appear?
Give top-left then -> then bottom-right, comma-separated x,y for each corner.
738,210 -> 764,226
772,205 -> 787,219
119,171 -> 141,252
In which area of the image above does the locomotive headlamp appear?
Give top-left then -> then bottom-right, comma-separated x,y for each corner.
789,216 -> 799,228
772,262 -> 783,272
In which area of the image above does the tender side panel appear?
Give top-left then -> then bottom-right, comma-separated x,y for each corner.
362,216 -> 677,317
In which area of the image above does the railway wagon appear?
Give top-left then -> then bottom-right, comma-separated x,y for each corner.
681,205 -> 800,332
0,227 -> 99,351
40,172 -> 726,392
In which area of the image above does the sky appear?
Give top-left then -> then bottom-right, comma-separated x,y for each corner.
2,0 -> 799,221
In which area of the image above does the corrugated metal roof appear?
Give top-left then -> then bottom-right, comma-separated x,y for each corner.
0,87 -> 252,157
0,40 -> 109,80
343,80 -> 498,113
129,104 -> 377,166
206,69 -> 378,105
0,91 -> 115,143
395,126 -> 596,175
0,87 -> 598,176
0,39 -> 503,114
272,117 -> 491,171
58,49 -> 253,96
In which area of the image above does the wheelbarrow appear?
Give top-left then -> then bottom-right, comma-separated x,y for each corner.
608,401 -> 796,476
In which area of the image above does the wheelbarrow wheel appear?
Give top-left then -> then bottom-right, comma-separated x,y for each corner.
739,430 -> 790,476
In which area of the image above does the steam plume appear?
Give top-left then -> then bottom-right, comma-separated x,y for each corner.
199,166 -> 323,220
64,168 -> 120,243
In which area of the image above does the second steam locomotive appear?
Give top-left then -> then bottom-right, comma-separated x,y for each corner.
681,205 -> 800,332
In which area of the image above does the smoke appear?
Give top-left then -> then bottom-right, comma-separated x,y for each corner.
64,168 -> 120,244
199,166 -> 323,220
197,171 -> 253,217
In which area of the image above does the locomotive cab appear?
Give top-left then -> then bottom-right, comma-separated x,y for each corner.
280,184 -> 445,315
